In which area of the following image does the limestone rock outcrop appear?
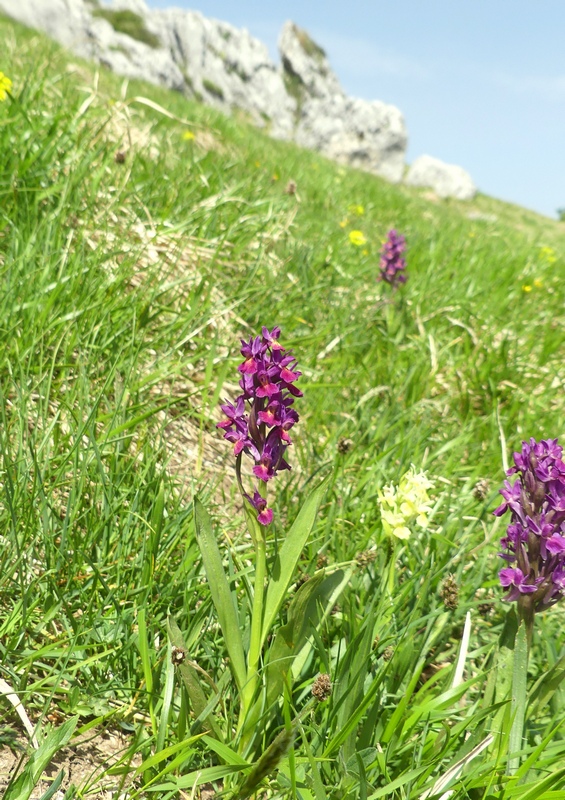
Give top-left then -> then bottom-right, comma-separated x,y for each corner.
0,0 -> 475,196
149,9 -> 296,138
405,154 -> 477,200
0,0 -> 186,91
279,22 -> 407,183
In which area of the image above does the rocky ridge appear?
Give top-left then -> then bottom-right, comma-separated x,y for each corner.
0,0 -> 476,196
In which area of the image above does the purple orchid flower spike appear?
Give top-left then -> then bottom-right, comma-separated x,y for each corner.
217,327 -> 301,525
495,437 -> 565,616
378,229 -> 407,288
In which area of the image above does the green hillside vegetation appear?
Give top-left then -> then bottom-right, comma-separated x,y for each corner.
2,11 -> 565,799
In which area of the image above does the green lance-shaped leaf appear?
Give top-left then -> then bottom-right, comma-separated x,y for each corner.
236,725 -> 296,800
167,616 -> 223,740
263,570 -> 345,712
261,478 -> 329,649
4,716 -> 78,800
508,620 -> 529,774
194,497 -> 246,694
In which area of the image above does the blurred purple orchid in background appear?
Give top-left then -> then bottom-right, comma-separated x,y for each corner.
378,229 -> 407,288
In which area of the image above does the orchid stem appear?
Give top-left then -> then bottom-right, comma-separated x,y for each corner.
247,531 -> 266,693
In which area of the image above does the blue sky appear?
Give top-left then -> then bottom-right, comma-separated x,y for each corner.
148,0 -> 565,218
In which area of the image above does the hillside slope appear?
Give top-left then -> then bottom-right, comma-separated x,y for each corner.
2,12 -> 565,800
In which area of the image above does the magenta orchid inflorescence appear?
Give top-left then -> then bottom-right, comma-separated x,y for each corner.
217,327 -> 301,525
378,229 -> 407,287
494,438 -> 565,609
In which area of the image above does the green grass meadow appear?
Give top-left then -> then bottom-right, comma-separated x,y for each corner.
2,12 -> 565,799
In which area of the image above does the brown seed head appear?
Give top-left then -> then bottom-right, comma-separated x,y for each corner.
440,574 -> 459,611
356,549 -> 377,568
171,645 -> 187,665
316,553 -> 329,569
115,150 -> 127,164
312,673 -> 332,702
284,179 -> 297,195
472,478 -> 490,501
337,436 -> 353,454
475,587 -> 494,617
383,646 -> 395,661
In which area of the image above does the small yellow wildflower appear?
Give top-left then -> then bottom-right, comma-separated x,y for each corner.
254,160 -> 261,167
522,284 -> 532,293
272,173 -> 279,181
539,246 -> 557,264
348,203 -> 365,216
182,130 -> 195,141
533,278 -> 543,288
339,218 -> 349,229
349,230 -> 367,247
0,72 -> 12,102
378,467 -> 433,540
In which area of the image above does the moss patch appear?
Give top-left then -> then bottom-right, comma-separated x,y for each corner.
92,9 -> 160,49
202,78 -> 225,100
283,68 -> 306,122
294,24 -> 326,63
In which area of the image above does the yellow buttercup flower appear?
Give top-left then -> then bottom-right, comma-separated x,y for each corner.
522,284 -> 532,293
0,72 -> 12,102
349,230 -> 367,247
182,130 -> 195,141
378,467 -> 433,540
539,246 -> 557,264
533,278 -> 543,288
348,203 -> 365,216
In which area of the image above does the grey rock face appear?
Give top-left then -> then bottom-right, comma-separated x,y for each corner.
0,0 -> 95,56
278,20 -> 342,101
295,95 -> 407,183
150,9 -> 296,138
0,0 -> 186,90
0,0 -> 414,183
279,21 -> 407,183
100,0 -> 150,12
406,154 -> 477,200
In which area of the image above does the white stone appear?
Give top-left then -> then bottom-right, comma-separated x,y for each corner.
406,154 -> 477,200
